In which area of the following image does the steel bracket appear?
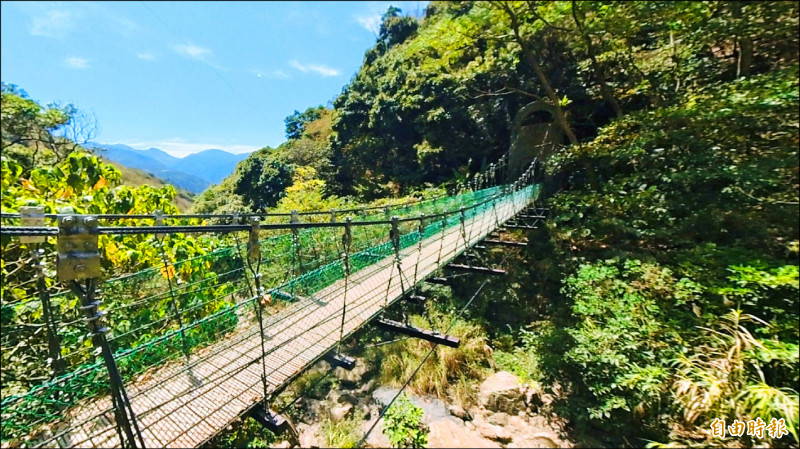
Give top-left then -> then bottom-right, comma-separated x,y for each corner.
57,215 -> 101,281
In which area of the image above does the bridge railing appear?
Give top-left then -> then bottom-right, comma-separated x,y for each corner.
0,157 -> 537,449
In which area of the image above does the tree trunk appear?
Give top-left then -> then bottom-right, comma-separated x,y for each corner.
732,1 -> 753,78
738,36 -> 753,78
571,1 -> 623,118
501,4 -> 578,145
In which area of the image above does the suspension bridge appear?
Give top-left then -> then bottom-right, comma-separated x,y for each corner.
1,158 -> 542,448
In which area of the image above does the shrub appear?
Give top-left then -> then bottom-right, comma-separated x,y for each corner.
383,394 -> 428,448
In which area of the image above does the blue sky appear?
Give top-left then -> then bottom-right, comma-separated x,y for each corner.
1,1 -> 428,157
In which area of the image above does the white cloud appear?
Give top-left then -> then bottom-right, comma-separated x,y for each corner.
137,52 -> 156,61
65,57 -> 89,69
30,10 -> 74,38
126,140 -> 258,158
174,43 -> 212,61
289,60 -> 340,77
356,13 -> 381,35
252,69 -> 290,80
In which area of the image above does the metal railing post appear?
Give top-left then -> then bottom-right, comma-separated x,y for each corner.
58,215 -> 144,449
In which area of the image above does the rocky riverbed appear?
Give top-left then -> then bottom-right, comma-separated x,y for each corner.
269,358 -> 573,448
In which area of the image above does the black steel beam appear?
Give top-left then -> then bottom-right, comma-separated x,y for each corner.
514,214 -> 546,219
483,239 -> 528,247
425,277 -> 451,285
374,318 -> 460,348
446,263 -> 506,275
326,352 -> 356,370
250,404 -> 289,434
408,295 -> 427,304
504,224 -> 537,230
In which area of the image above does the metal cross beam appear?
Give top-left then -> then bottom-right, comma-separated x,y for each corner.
326,353 -> 356,370
483,239 -> 528,247
374,318 -> 460,348
250,404 -> 289,434
425,276 -> 451,285
408,294 -> 427,304
504,224 -> 538,230
445,263 -> 506,275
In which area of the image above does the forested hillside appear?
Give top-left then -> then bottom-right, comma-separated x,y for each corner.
201,1 -> 798,446
2,1 -> 798,447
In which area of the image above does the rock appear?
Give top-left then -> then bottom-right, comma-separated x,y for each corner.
479,371 -> 525,414
355,378 -> 376,395
527,435 -> 559,448
329,403 -> 353,422
524,385 -> 543,411
448,404 -> 471,421
296,423 -> 319,448
304,399 -> 325,424
507,415 -> 527,429
338,392 -> 359,406
299,432 -> 318,448
359,404 -> 372,420
475,420 -> 513,444
487,412 -> 509,427
541,393 -> 555,406
271,441 -> 290,449
372,387 -> 450,425
428,419 -> 501,448
362,417 -> 392,448
334,358 -> 371,388
469,407 -> 483,421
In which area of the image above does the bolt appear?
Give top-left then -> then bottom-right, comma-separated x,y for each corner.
74,264 -> 87,273
63,242 -> 74,251
84,241 -> 95,250
61,216 -> 76,228
84,216 -> 98,228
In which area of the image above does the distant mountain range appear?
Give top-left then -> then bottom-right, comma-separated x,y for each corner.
89,143 -> 251,194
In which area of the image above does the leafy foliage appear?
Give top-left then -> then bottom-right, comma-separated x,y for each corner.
383,394 -> 429,448
284,105 -> 325,140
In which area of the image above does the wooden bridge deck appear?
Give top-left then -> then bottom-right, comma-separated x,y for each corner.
34,190 -> 532,448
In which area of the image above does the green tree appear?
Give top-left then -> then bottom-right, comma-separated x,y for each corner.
284,105 -> 324,140
1,83 -> 96,170
233,151 -> 294,211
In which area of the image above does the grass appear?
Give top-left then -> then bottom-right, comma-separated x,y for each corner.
320,409 -> 365,448
369,310 -> 492,409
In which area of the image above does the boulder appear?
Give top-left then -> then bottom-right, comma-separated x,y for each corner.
479,371 -> 525,414
487,412 -> 509,427
329,403 -> 353,422
358,404 -> 372,420
524,384 -> 544,411
355,378 -> 376,395
337,392 -> 359,406
270,441 -> 290,449
303,399 -> 324,424
448,404 -> 471,421
296,423 -> 319,448
428,419 -> 501,448
475,420 -> 513,444
527,435 -> 559,448
334,358 -> 371,388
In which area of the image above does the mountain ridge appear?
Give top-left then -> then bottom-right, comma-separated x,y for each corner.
89,143 -> 251,193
